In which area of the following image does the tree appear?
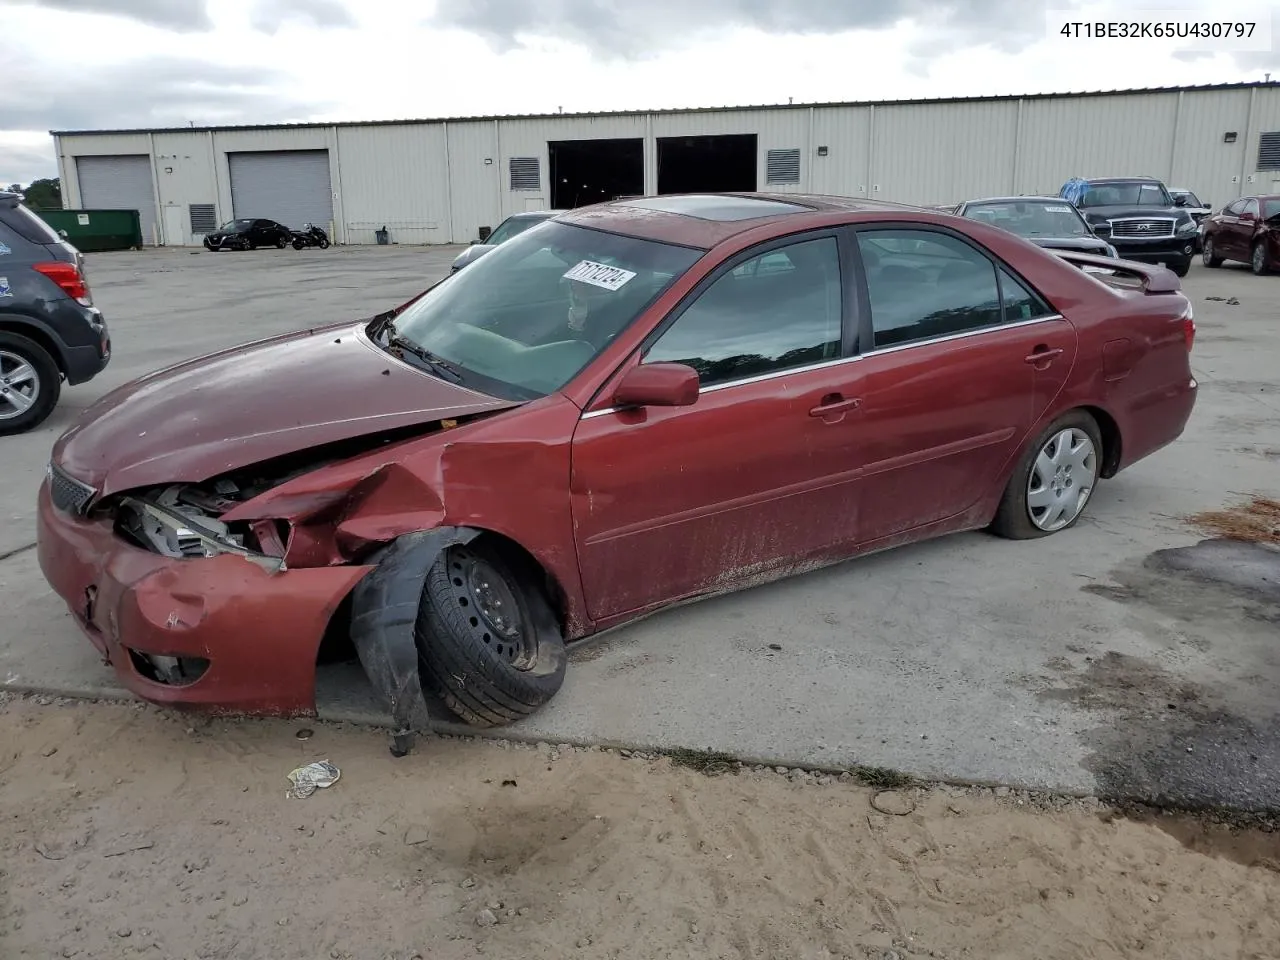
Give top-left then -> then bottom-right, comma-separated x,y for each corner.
22,178 -> 62,210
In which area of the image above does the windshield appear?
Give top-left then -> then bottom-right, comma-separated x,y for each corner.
484,215 -> 547,247
1172,191 -> 1202,207
1079,182 -> 1172,208
384,220 -> 702,400
219,220 -> 253,232
1264,200 -> 1280,219
962,200 -> 1088,237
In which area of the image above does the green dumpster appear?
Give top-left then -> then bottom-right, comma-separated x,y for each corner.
35,209 -> 144,252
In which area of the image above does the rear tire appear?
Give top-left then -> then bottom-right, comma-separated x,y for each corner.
292,239 -> 305,250
1202,237 -> 1223,267
276,237 -> 287,249
990,410 -> 1103,540
415,541 -> 567,727
0,332 -> 61,436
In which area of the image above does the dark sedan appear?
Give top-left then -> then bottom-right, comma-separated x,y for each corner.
952,197 -> 1119,259
203,218 -> 293,251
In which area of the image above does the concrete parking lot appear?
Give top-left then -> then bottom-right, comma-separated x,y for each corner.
2,245 -> 1277,810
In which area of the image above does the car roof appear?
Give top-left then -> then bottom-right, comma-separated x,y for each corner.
554,192 -> 925,249
961,196 -> 1073,205
1082,176 -> 1165,184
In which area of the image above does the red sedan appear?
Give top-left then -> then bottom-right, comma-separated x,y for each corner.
37,193 -> 1197,740
1200,194 -> 1280,274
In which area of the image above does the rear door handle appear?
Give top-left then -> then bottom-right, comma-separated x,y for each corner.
1024,346 -> 1064,365
809,394 -> 862,417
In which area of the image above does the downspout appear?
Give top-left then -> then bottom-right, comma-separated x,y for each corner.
806,105 -> 815,193
443,120 -> 454,243
1239,85 -> 1258,197
330,124 -> 344,245
865,105 -> 875,197
493,118 -> 503,220
1168,91 -> 1184,185
147,132 -> 164,245
1011,99 -> 1024,194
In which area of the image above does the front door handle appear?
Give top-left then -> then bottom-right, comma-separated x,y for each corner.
1024,346 -> 1064,367
809,394 -> 862,417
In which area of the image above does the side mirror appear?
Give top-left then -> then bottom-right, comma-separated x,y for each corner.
613,363 -> 700,409
1091,221 -> 1112,239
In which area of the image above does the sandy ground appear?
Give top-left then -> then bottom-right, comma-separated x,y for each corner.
1,696 -> 1279,960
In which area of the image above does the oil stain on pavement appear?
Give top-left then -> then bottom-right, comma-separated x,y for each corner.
1049,537 -> 1280,813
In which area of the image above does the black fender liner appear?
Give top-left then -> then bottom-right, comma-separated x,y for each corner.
349,526 -> 481,751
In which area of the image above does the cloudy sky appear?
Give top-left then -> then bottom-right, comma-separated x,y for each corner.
2,0 -> 1276,185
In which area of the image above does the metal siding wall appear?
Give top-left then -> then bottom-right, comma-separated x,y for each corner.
755,110 -> 810,194
809,107 -> 871,196
1245,87 -> 1280,196
151,131 -> 218,245
1169,90 -> 1251,206
1015,94 -> 1181,196
446,121 -> 502,243
76,155 -> 158,245
337,124 -> 451,245
228,151 -> 334,229
873,101 -> 1018,205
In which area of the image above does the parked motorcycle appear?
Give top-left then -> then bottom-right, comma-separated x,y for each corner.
290,223 -> 330,250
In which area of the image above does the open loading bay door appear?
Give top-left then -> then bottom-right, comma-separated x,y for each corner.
548,139 -> 644,209
657,134 -> 757,195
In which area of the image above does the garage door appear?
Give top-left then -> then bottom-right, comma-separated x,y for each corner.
229,150 -> 333,231
76,155 -> 157,245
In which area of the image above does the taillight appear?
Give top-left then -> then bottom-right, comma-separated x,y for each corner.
32,261 -> 92,306
1180,302 -> 1195,351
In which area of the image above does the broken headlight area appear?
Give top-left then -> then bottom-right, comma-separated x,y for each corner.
128,649 -> 210,687
111,483 -> 290,572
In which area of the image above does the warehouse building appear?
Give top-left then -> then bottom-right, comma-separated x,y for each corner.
51,81 -> 1280,247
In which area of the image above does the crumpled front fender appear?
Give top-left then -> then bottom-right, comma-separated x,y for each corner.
349,526 -> 480,737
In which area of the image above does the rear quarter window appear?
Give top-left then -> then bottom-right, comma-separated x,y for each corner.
1,203 -> 61,245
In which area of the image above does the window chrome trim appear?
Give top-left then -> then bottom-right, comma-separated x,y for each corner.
579,313 -> 1066,420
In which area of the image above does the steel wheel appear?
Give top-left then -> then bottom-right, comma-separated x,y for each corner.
1252,242 -> 1268,275
1026,427 -> 1097,532
0,349 -> 40,422
446,547 -> 537,670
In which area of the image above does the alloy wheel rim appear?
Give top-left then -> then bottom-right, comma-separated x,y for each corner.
1026,428 -> 1097,532
1254,245 -> 1265,272
1202,239 -> 1213,264
0,349 -> 40,421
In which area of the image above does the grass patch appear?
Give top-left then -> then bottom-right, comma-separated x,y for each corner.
850,766 -> 916,789
1187,496 -> 1280,545
664,748 -> 739,776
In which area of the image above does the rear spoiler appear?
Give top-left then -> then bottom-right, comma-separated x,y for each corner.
1050,249 -> 1180,294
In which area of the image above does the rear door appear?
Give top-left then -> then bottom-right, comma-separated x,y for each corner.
1216,199 -> 1248,258
848,227 -> 1077,545
570,231 -> 868,620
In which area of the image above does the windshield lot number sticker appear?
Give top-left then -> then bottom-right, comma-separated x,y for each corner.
1046,205 -> 1073,213
0,242 -> 10,255
0,277 -> 10,297
564,260 -> 637,291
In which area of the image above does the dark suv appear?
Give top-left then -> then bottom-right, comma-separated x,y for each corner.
1059,177 -> 1200,276
0,191 -> 110,434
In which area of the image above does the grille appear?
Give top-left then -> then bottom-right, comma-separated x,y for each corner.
1109,218 -> 1176,239
48,463 -> 96,515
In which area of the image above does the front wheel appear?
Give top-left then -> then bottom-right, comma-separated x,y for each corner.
0,332 -> 61,436
1169,257 -> 1191,278
1252,242 -> 1269,275
1202,237 -> 1223,267
415,541 -> 566,727
318,238 -> 330,249
990,411 -> 1102,540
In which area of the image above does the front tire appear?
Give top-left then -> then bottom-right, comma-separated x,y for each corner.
1202,236 -> 1223,267
319,239 -> 330,249
0,333 -> 61,436
415,541 -> 567,727
1252,242 -> 1269,275
990,411 -> 1102,540
1169,257 -> 1191,278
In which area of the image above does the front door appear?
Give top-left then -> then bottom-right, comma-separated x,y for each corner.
570,233 -> 866,621
849,227 -> 1077,544
1216,199 -> 1249,259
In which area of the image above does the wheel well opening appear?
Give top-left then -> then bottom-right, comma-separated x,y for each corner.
0,322 -> 66,377
1081,405 -> 1122,478
468,530 -> 572,634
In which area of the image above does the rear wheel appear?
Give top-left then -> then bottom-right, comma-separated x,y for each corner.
990,411 -> 1102,540
0,333 -> 61,436
292,238 -> 305,250
276,236 -> 287,249
1202,236 -> 1223,267
415,541 -> 567,727
1252,242 -> 1269,275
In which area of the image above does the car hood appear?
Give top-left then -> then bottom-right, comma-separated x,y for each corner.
1080,205 -> 1183,221
52,323 -> 518,495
